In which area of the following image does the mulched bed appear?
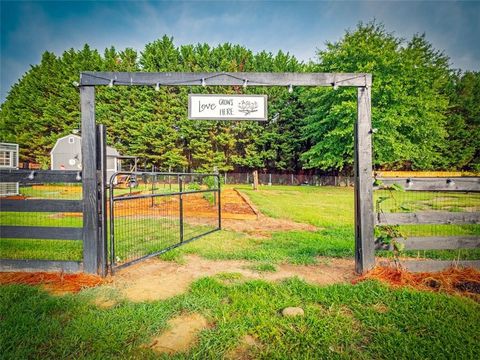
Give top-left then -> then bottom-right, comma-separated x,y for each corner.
356,266 -> 480,302
0,272 -> 105,294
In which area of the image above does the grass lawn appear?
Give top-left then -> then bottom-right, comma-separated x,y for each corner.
1,277 -> 479,359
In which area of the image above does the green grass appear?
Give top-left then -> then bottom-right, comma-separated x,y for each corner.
0,212 -> 82,227
1,278 -> 479,359
238,185 -> 354,227
161,228 -> 354,265
0,239 -> 83,260
20,184 -> 82,200
245,263 -> 277,272
375,189 -> 480,213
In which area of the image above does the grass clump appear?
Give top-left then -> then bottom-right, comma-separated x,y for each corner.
246,263 -> 277,272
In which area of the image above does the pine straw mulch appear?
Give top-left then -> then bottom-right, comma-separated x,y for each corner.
0,272 -> 105,294
355,266 -> 480,302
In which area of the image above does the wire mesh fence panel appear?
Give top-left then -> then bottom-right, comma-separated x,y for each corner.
111,195 -> 180,264
374,184 -> 480,261
109,172 -> 220,270
181,173 -> 221,241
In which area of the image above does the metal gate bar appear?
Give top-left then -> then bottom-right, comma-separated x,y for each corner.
109,172 -> 221,273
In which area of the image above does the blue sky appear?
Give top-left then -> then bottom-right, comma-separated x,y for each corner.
1,0 -> 479,102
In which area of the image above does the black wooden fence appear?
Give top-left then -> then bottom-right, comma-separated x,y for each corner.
0,169 -> 84,272
374,177 -> 480,272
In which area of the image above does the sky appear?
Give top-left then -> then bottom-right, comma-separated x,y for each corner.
1,0 -> 479,103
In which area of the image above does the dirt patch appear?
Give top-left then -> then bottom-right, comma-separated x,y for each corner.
223,215 -> 317,236
92,296 -> 117,309
226,334 -> 262,360
372,303 -> 389,313
0,272 -> 104,294
113,189 -> 258,220
147,313 -> 209,355
356,266 -> 480,302
114,255 -> 355,302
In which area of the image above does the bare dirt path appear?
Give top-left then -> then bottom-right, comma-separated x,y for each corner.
112,255 -> 355,302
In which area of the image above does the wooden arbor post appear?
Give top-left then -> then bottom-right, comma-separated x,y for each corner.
79,72 -> 375,274
80,86 -> 105,274
355,84 -> 375,274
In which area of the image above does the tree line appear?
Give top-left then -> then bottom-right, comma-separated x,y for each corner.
1,22 -> 478,173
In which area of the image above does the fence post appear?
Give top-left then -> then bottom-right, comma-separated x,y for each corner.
354,84 -> 375,274
253,170 -> 259,190
151,165 -> 155,208
81,86 -> 99,275
217,173 -> 222,230
96,124 -> 108,277
268,173 -> 272,186
179,175 -> 184,243
291,174 -> 294,185
213,166 -> 218,205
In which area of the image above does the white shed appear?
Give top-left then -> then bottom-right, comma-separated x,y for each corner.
50,134 -> 121,181
0,142 -> 19,196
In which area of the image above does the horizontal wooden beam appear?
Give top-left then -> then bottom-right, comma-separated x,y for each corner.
0,199 -> 82,212
376,177 -> 480,192
376,212 -> 480,225
0,226 -> 83,240
0,169 -> 82,184
0,259 -> 82,273
376,236 -> 480,251
80,72 -> 372,87
378,259 -> 480,272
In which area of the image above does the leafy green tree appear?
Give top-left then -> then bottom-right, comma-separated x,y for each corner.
441,71 -> 480,170
301,22 -> 452,172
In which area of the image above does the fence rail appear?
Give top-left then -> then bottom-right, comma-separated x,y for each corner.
376,177 -> 480,192
375,177 -> 480,272
376,212 -> 480,225
376,236 -> 480,251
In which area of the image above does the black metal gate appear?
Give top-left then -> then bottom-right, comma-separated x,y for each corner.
108,172 -> 221,272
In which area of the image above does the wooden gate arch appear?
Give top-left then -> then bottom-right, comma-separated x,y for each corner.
79,72 -> 374,275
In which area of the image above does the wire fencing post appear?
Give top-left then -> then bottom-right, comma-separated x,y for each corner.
179,174 -> 184,243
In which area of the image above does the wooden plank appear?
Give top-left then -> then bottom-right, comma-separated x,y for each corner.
376,177 -> 480,192
354,86 -> 375,274
81,86 -> 99,274
0,226 -> 83,240
378,259 -> 480,273
0,169 -> 81,183
80,72 -> 372,88
0,199 -> 82,212
96,124 -> 108,277
376,212 -> 480,225
0,259 -> 82,273
376,236 -> 480,251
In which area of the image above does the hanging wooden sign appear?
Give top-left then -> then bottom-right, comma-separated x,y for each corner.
188,94 -> 267,121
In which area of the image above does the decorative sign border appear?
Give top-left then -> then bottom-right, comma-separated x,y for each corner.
188,94 -> 268,121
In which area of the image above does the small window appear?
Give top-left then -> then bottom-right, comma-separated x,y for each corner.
0,151 -> 10,166
68,137 -> 75,144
